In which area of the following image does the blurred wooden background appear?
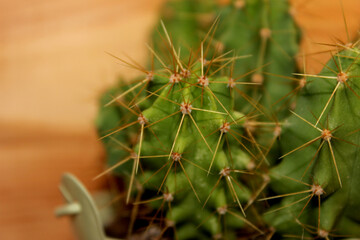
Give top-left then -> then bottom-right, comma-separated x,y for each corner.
0,0 -> 359,239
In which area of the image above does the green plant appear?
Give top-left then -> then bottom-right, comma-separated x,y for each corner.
266,46 -> 360,238
95,0 -> 360,239
153,0 -> 299,115
97,29 -> 265,239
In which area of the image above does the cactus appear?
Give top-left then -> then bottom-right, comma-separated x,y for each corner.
265,46 -> 360,238
95,0 -> 360,239
153,0 -> 299,116
97,27 -> 265,238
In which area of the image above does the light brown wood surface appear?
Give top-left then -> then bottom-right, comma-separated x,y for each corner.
1,0 -> 359,239
0,0 -> 165,239
291,0 -> 360,73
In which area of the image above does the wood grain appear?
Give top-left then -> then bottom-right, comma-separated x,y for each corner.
0,0 -> 165,239
0,0 -> 359,239
290,0 -> 360,73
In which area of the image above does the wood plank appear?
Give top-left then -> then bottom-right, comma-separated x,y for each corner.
0,0 -> 164,239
